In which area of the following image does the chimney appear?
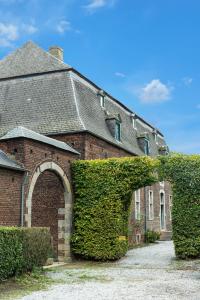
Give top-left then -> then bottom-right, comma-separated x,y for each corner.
49,46 -> 63,61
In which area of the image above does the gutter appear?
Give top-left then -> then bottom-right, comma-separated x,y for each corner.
144,187 -> 148,235
20,171 -> 29,227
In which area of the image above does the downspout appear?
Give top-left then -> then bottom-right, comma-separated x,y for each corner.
20,171 -> 29,227
144,187 -> 147,235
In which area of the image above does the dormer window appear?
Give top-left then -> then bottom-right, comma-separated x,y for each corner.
98,90 -> 105,108
153,130 -> 158,144
115,121 -> 121,141
137,133 -> 150,155
131,114 -> 137,130
132,117 -> 137,130
100,95 -> 105,108
144,138 -> 150,155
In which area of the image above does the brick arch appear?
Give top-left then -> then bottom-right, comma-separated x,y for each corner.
25,161 -> 72,261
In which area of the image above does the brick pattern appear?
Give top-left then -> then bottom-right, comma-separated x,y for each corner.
52,132 -> 133,160
0,168 -> 23,226
0,138 -> 78,257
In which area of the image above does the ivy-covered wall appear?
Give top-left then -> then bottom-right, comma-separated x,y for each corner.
71,157 -> 158,261
159,154 -> 200,258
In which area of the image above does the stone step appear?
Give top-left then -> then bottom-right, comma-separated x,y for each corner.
160,231 -> 172,241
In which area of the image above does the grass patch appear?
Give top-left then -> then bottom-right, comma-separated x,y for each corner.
170,258 -> 200,271
0,268 -> 61,300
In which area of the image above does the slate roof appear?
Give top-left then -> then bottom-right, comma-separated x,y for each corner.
0,41 -> 167,156
0,150 -> 24,171
0,41 -> 70,79
0,127 -> 79,155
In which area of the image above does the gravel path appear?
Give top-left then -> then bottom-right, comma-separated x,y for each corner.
20,241 -> 200,300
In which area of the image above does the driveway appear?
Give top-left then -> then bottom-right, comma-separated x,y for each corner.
20,241 -> 200,300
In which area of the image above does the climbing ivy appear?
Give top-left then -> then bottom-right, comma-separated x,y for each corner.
159,154 -> 200,258
71,157 -> 158,261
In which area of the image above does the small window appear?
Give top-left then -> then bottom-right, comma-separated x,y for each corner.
144,138 -> 150,155
149,190 -> 154,220
169,195 -> 172,221
115,121 -> 121,141
135,189 -> 141,220
132,117 -> 137,130
159,181 -> 165,187
99,95 -> 105,108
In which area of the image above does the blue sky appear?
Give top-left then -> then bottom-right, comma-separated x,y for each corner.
0,0 -> 199,153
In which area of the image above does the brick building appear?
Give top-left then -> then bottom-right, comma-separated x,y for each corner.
0,42 -> 172,261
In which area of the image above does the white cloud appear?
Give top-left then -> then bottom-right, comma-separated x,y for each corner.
182,77 -> 193,87
0,22 -> 38,47
115,72 -> 126,78
137,79 -> 171,104
84,0 -> 116,12
56,20 -> 71,33
0,23 -> 18,41
22,24 -> 38,34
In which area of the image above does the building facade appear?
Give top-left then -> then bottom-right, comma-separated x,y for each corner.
0,42 -> 171,260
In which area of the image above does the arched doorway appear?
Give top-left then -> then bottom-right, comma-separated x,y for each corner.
25,162 -> 72,262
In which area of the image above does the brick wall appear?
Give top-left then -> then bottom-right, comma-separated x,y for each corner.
0,138 -> 78,256
0,168 -> 24,226
51,132 -> 133,159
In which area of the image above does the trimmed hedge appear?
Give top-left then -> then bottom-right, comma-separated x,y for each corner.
0,227 -> 52,280
71,157 -> 158,261
145,230 -> 160,243
159,154 -> 200,258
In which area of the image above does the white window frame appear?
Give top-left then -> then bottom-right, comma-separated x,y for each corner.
132,117 -> 137,130
148,190 -> 154,220
115,121 -> 121,142
144,138 -> 150,155
135,189 -> 141,220
160,190 -> 166,230
159,181 -> 165,188
100,95 -> 105,108
169,195 -> 172,221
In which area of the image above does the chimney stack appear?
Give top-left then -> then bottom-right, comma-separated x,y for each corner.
49,46 -> 63,61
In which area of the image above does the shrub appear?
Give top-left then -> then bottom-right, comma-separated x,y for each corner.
0,227 -> 51,281
145,230 -> 160,243
71,157 -> 158,261
159,154 -> 200,259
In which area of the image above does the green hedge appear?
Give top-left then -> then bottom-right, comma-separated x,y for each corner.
159,154 -> 200,258
145,230 -> 160,243
0,227 -> 52,281
71,157 -> 158,261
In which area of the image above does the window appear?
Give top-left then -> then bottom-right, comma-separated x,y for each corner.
99,95 -> 105,108
135,189 -> 141,220
148,190 -> 154,220
144,138 -> 150,155
159,181 -> 165,188
169,195 -> 172,221
132,117 -> 137,130
115,121 -> 121,141
154,133 -> 158,144
160,191 -> 166,230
